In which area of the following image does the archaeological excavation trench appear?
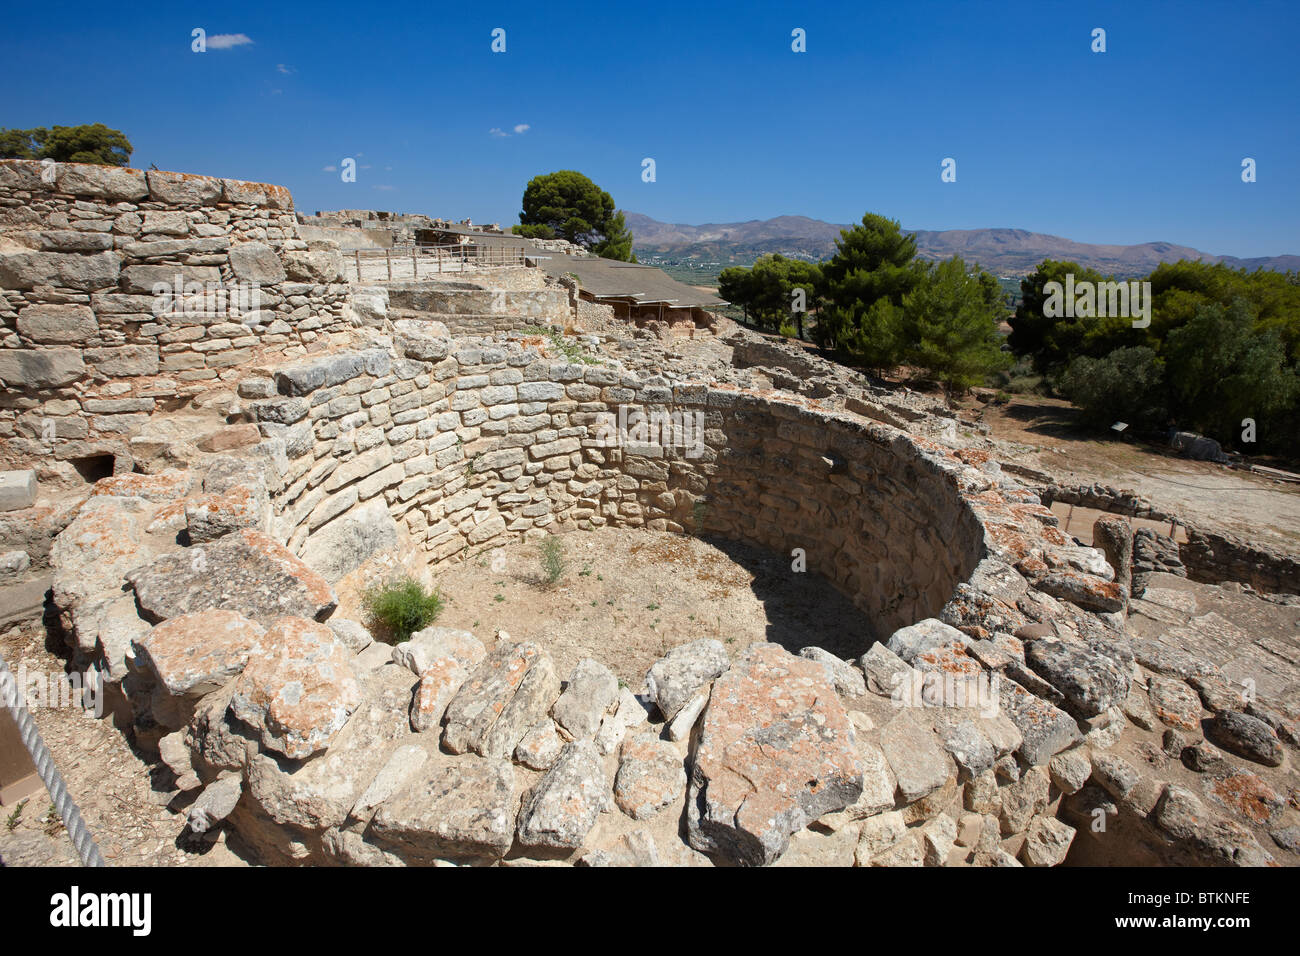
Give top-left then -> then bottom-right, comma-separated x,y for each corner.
3,158 -> 1296,868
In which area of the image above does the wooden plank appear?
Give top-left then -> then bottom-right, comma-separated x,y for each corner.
0,711 -> 43,807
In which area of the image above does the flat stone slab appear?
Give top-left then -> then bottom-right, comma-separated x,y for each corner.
551,657 -> 618,740
369,756 -> 518,863
406,627 -> 485,733
880,709 -> 954,801
1148,675 -> 1204,731
517,739 -> 608,851
645,638 -> 729,722
442,639 -> 559,759
133,608 -> 266,697
127,529 -> 337,624
1025,637 -> 1129,718
0,470 -> 37,512
998,679 -> 1082,765
230,616 -> 360,759
614,732 -> 686,820
686,643 -> 863,866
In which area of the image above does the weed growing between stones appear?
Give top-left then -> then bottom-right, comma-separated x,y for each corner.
539,535 -> 566,589
362,576 -> 444,644
520,325 -> 601,364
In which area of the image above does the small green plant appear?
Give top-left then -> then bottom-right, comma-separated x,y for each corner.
5,799 -> 27,832
539,535 -> 566,589
41,802 -> 63,836
494,593 -> 505,603
646,603 -> 659,611
363,576 -> 444,644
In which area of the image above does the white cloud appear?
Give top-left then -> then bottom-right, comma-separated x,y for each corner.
276,63 -> 295,74
207,33 -> 254,50
513,123 -> 530,134
489,128 -> 509,138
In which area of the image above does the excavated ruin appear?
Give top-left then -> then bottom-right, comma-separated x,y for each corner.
1,158 -> 1297,868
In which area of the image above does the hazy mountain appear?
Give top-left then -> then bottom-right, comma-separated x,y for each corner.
625,212 -> 1300,277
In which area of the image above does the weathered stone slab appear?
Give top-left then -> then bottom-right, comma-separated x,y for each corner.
614,732 -> 685,820
0,347 -> 86,388
127,529 -> 337,624
799,646 -> 866,697
133,608 -> 265,697
16,304 -> 97,344
645,638 -> 728,721
880,709 -> 954,801
229,616 -> 360,759
370,756 -> 518,863
442,639 -> 559,759
298,498 -> 399,583
998,679 -> 1083,765
0,471 -> 37,512
686,643 -> 863,866
551,657 -> 618,740
402,627 -> 485,733
1025,637 -> 1129,718
516,739 -> 607,851
886,618 -> 972,662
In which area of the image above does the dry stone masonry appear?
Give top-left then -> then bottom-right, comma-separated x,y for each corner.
1,160 -> 1297,867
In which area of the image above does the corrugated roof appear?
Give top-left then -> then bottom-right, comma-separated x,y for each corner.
529,253 -> 723,308
415,226 -> 721,307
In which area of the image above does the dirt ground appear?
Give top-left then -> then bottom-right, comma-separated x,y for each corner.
963,393 -> 1300,551
383,527 -> 875,686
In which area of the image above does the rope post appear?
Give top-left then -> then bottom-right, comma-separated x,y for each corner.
0,653 -> 105,867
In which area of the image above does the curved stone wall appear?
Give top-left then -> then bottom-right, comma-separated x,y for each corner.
251,338 -> 985,648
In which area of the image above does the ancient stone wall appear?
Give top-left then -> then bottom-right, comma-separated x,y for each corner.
0,159 -> 351,477
1041,482 -> 1300,596
244,340 -> 984,641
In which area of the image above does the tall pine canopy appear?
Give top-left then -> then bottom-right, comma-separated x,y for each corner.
514,170 -> 635,261
816,213 -> 926,364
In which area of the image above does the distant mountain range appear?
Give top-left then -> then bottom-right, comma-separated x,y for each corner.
625,212 -> 1300,277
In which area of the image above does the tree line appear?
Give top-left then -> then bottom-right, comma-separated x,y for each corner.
717,214 -> 1298,457
1011,259 -> 1300,455
719,214 -> 1011,391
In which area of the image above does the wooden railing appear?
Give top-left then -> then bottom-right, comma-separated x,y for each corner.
346,243 -> 533,281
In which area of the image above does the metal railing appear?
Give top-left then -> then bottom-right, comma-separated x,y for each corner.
346,242 -> 533,282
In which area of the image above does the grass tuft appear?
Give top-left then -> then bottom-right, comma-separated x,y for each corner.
363,576 -> 444,644
539,535 -> 566,589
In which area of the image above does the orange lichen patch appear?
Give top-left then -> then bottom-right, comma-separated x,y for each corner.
1016,555 -> 1051,577
913,642 -> 984,679
1212,773 -> 1281,825
91,470 -> 192,502
134,608 -> 266,696
188,485 -> 257,516
221,178 -> 294,210
237,529 -> 335,610
985,521 -> 1043,561
955,448 -> 995,467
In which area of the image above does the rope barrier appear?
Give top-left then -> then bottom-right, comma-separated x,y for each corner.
0,652 -> 105,867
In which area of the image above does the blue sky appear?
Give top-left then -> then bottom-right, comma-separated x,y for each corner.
3,0 -> 1297,257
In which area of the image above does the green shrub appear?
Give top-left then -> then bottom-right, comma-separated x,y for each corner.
1056,346 -> 1167,431
539,535 -> 566,588
363,576 -> 443,644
